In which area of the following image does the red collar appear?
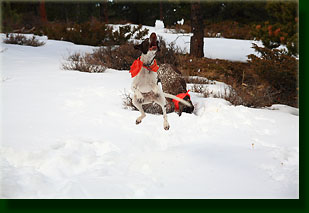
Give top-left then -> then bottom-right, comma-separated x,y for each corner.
172,90 -> 191,111
129,57 -> 159,78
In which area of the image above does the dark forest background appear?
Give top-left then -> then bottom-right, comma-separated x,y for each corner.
1,1 -> 296,34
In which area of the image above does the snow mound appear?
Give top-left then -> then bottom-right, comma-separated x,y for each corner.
155,20 -> 165,30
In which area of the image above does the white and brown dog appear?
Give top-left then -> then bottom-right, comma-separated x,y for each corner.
130,32 -> 191,130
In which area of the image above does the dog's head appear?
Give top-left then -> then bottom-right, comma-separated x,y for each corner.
134,32 -> 160,64
182,95 -> 194,114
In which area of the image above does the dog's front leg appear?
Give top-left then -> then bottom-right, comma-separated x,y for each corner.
131,83 -> 146,124
132,95 -> 146,125
132,84 -> 144,103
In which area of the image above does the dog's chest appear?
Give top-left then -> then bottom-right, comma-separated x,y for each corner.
133,68 -> 158,93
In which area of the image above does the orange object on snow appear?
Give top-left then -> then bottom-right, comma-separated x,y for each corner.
129,57 -> 159,78
173,90 -> 191,111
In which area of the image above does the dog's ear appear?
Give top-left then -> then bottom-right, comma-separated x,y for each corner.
134,44 -> 141,51
134,39 -> 149,54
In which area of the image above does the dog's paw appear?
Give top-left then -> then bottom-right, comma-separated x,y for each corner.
164,123 -> 170,130
136,119 -> 142,125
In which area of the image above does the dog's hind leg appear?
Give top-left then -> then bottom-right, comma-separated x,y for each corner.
155,97 -> 170,131
132,96 -> 146,125
162,105 -> 170,130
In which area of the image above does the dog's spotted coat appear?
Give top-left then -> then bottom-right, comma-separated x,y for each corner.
131,33 -> 192,130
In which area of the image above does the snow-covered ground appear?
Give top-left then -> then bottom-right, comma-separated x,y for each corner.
0,24 -> 299,199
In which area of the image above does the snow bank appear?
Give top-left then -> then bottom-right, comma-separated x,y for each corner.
0,33 -> 299,198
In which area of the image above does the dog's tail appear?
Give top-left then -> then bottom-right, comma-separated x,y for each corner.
163,92 -> 192,107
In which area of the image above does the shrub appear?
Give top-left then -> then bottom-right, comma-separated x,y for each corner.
251,21 -> 298,56
62,43 -> 140,72
37,19 -> 149,46
183,76 -> 211,84
91,43 -> 141,70
247,43 -> 298,107
133,25 -> 150,40
190,84 -> 210,97
204,20 -> 253,40
176,54 -> 249,82
4,33 -> 45,47
62,52 -> 107,73
177,50 -> 297,107
251,2 -> 298,56
190,83 -> 229,98
38,20 -> 113,46
110,24 -> 149,44
189,80 -> 280,107
122,90 -> 136,111
63,37 -> 183,72
225,83 -> 283,107
156,36 -> 184,66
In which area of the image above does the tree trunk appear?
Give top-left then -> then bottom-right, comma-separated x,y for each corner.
190,1 -> 204,58
100,1 -> 109,23
159,1 -> 164,21
64,3 -> 69,23
39,1 -> 47,22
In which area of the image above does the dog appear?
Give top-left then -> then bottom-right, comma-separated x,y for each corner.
157,64 -> 194,116
130,32 -> 191,130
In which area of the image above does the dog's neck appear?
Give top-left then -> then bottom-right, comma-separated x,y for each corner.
140,50 -> 156,66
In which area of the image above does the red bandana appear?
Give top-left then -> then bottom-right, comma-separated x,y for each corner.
129,57 -> 159,78
172,90 -> 191,111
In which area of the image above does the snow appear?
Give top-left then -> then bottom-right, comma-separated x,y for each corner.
155,20 -> 165,30
177,19 -> 184,25
187,76 -> 231,98
267,104 -> 299,116
0,28 -> 299,199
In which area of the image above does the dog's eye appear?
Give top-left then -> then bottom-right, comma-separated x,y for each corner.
142,48 -> 148,54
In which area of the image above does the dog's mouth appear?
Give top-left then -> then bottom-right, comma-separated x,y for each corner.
149,45 -> 157,51
149,41 -> 160,52
149,42 -> 158,51
149,32 -> 159,51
